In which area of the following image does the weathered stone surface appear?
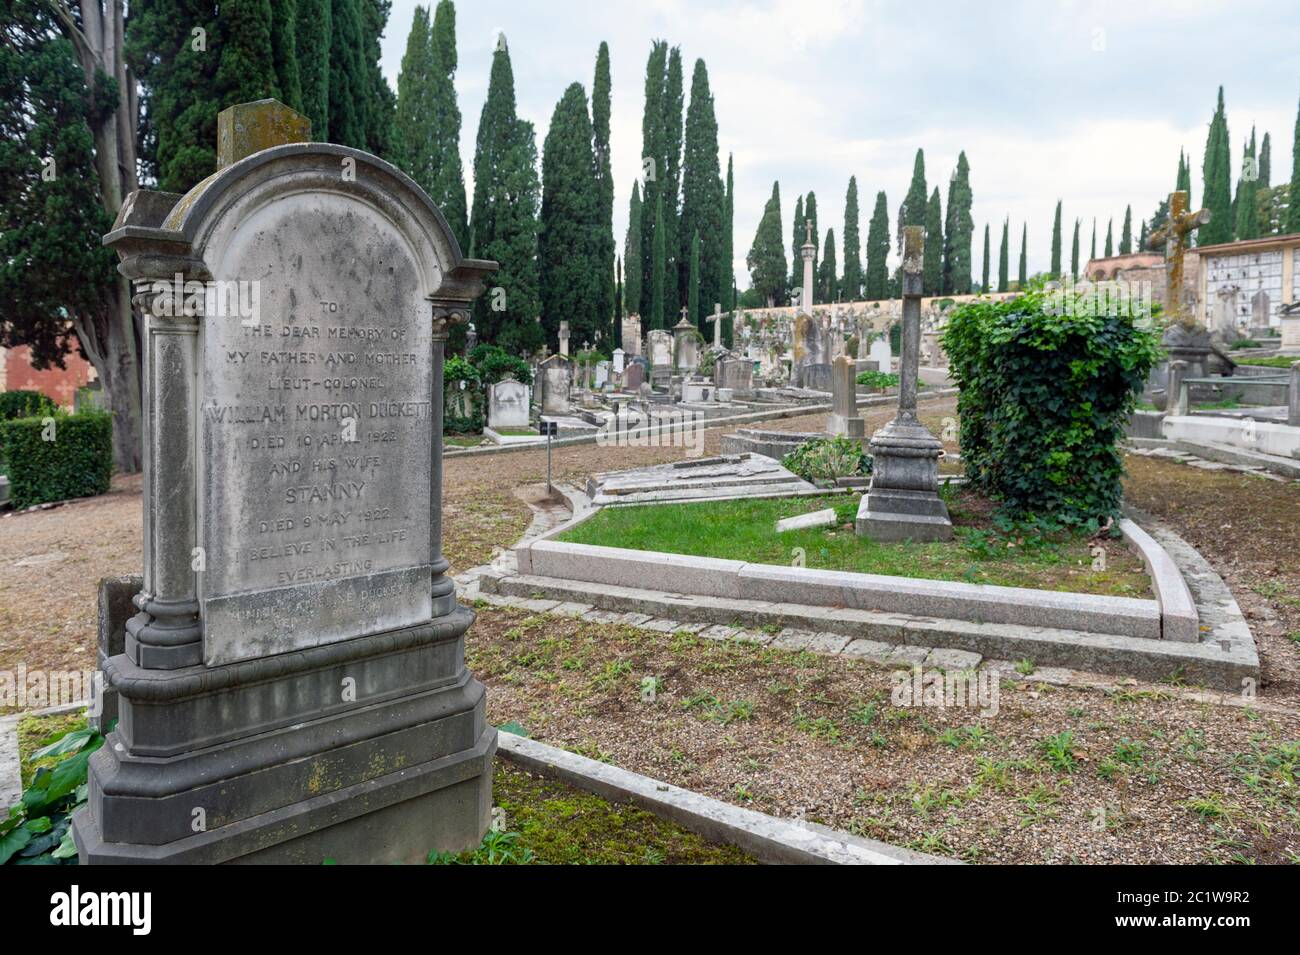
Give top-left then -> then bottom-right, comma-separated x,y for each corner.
216,99 -> 310,169
775,508 -> 837,532
924,648 -> 983,671
488,377 -> 530,429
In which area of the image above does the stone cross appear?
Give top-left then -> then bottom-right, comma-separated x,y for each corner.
800,220 -> 816,313
896,225 -> 925,424
558,320 -> 570,356
708,302 -> 723,348
1149,190 -> 1211,330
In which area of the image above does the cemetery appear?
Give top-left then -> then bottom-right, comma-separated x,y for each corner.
2,1 -> 1299,881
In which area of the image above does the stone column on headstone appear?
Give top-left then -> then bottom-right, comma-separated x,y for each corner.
827,355 -> 865,438
559,320 -> 570,357
856,226 -> 953,542
709,302 -> 723,349
1168,359 -> 1189,416
801,219 -> 815,313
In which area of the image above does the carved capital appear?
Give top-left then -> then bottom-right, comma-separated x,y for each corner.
429,303 -> 472,339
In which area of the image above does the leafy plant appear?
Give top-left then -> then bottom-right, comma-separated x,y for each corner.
0,389 -> 57,421
428,828 -> 536,865
782,436 -> 871,484
2,724 -> 103,865
0,411 -> 113,509
1039,730 -> 1078,773
942,282 -> 1160,527
469,343 -> 533,386
855,369 -> 899,391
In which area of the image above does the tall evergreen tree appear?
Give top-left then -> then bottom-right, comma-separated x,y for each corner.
747,182 -> 787,307
638,41 -> 667,315
650,192 -> 666,326
997,219 -> 1009,292
818,229 -> 837,302
624,181 -> 643,318
981,223 -> 990,293
864,191 -> 890,300
270,0 -> 303,110
541,83 -> 601,345
663,47 -> 684,324
1050,200 -> 1062,278
469,35 -> 541,353
723,154 -> 735,315
1090,218 -> 1097,261
1104,219 -> 1113,257
215,0 -> 280,108
1288,96 -> 1300,235
1017,223 -> 1027,288
922,188 -> 943,295
942,151 -> 973,294
394,8 -> 435,192
615,255 -> 623,318
592,41 -> 615,342
1119,205 -> 1132,254
841,176 -> 863,300
1233,130 -> 1260,241
358,0 -> 396,159
790,193 -> 804,294
1200,86 -> 1233,245
296,0 -> 331,136
1176,148 -> 1192,208
328,0 -> 366,146
427,1 -> 467,247
679,58 -> 724,328
900,148 -> 927,230
687,230 -> 701,327
1070,218 -> 1080,279
1139,219 -> 1148,249
805,191 -> 820,278
1259,131 -> 1271,189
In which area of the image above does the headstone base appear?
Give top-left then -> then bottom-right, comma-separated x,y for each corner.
73,608 -> 495,865
856,420 -> 953,542
827,414 -> 866,439
855,487 -> 955,542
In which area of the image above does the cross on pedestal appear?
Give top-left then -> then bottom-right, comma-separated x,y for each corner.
707,302 -> 723,349
856,225 -> 952,542
1149,190 -> 1211,330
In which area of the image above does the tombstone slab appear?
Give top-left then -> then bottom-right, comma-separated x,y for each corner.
74,100 -> 497,865
489,376 -> 530,429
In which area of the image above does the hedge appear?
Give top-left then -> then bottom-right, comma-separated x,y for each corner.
0,411 -> 114,508
0,390 -> 57,422
942,283 -> 1161,528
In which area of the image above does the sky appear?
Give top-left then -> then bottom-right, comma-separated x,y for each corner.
378,0 -> 1300,289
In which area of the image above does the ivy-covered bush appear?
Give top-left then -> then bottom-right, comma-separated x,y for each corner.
0,390 -> 57,421
469,343 -> 532,386
942,284 -> 1161,527
855,370 -> 900,391
783,436 -> 871,485
0,411 -> 113,508
444,356 -> 484,434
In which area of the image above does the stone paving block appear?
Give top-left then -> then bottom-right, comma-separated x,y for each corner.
517,598 -> 561,613
551,601 -> 594,618
730,629 -> 774,645
924,648 -> 983,671
886,645 -> 930,665
841,638 -> 896,662
638,618 -> 685,632
614,612 -> 655,626
699,624 -> 742,641
581,609 -> 627,624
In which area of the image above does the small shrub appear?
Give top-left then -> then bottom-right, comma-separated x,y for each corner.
0,410 -> 113,508
2,723 -> 102,865
469,343 -> 532,386
0,390 -> 57,421
782,436 -> 871,484
443,355 -> 483,433
855,370 -> 899,391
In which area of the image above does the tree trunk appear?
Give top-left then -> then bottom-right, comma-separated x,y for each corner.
53,0 -> 144,472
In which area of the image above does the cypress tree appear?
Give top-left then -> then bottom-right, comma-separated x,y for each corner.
981,223 -> 990,293
650,192 -> 666,327
922,187 -> 943,295
638,41 -> 667,316
270,0 -> 303,110
1050,200 -> 1062,277
1119,205 -> 1132,254
1234,131 -> 1259,241
723,154 -> 735,319
615,256 -> 623,318
663,47 -> 684,324
394,7 -> 435,193
592,41 -> 615,342
1071,218 -> 1080,279
358,0 -> 396,159
688,230 -> 701,327
1104,219 -> 1113,257
541,83 -> 601,347
679,58 -> 724,328
1139,219 -> 1148,250
1017,223 -> 1027,288
841,176 -> 863,301
469,35 -> 541,353
428,1 -> 467,248
864,191 -> 890,300
942,151 -> 973,294
1200,86 -> 1233,245
746,182 -> 787,307
624,181 -> 643,318
790,193 -> 804,293
806,191 -> 820,277
1287,96 -> 1300,235
215,0 -> 279,107
1176,148 -> 1192,207
818,229 -> 837,302
900,148 -> 926,229
1259,131 -> 1271,189
296,0 -> 331,136
1090,218 -> 1097,261
997,218 -> 1009,292
328,0 -> 366,147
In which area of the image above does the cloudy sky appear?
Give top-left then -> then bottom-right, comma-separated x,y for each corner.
379,0 -> 1300,287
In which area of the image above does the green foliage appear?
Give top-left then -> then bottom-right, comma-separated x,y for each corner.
1288,96 -> 1300,235
997,219 -> 1009,292
2,723 -> 102,865
0,411 -> 113,509
468,344 -> 531,385
1200,86 -> 1233,245
1233,129 -> 1259,241
1119,204 -> 1132,255
841,176 -> 863,301
428,828 -> 536,865
592,42 -> 615,343
747,182 -> 786,307
923,187 -> 943,295
864,190 -> 890,299
679,58 -> 724,328
942,152 -> 973,294
782,436 -> 871,484
790,193 -> 805,292
901,148 -> 927,229
981,223 -> 991,292
540,82 -> 601,347
817,228 -> 837,302
1050,200 -> 1063,276
942,284 -> 1160,527
295,0 -> 331,135
0,391 -> 57,422
443,355 -> 482,433
855,370 -> 899,391
624,181 -> 643,318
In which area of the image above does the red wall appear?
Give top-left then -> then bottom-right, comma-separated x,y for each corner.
2,345 -> 97,409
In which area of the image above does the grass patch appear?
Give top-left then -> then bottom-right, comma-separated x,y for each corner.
16,711 -> 87,788
557,491 -> 1151,595
1235,355 -> 1297,368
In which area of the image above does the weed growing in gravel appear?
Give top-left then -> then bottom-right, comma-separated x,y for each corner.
1040,731 -> 1078,773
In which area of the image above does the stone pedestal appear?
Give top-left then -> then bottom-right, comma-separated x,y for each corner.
857,226 -> 952,542
1163,324 -> 1212,378
827,355 -> 864,439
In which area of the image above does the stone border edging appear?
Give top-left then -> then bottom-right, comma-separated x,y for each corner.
495,731 -> 957,865
444,388 -> 958,459
1118,518 -> 1198,642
